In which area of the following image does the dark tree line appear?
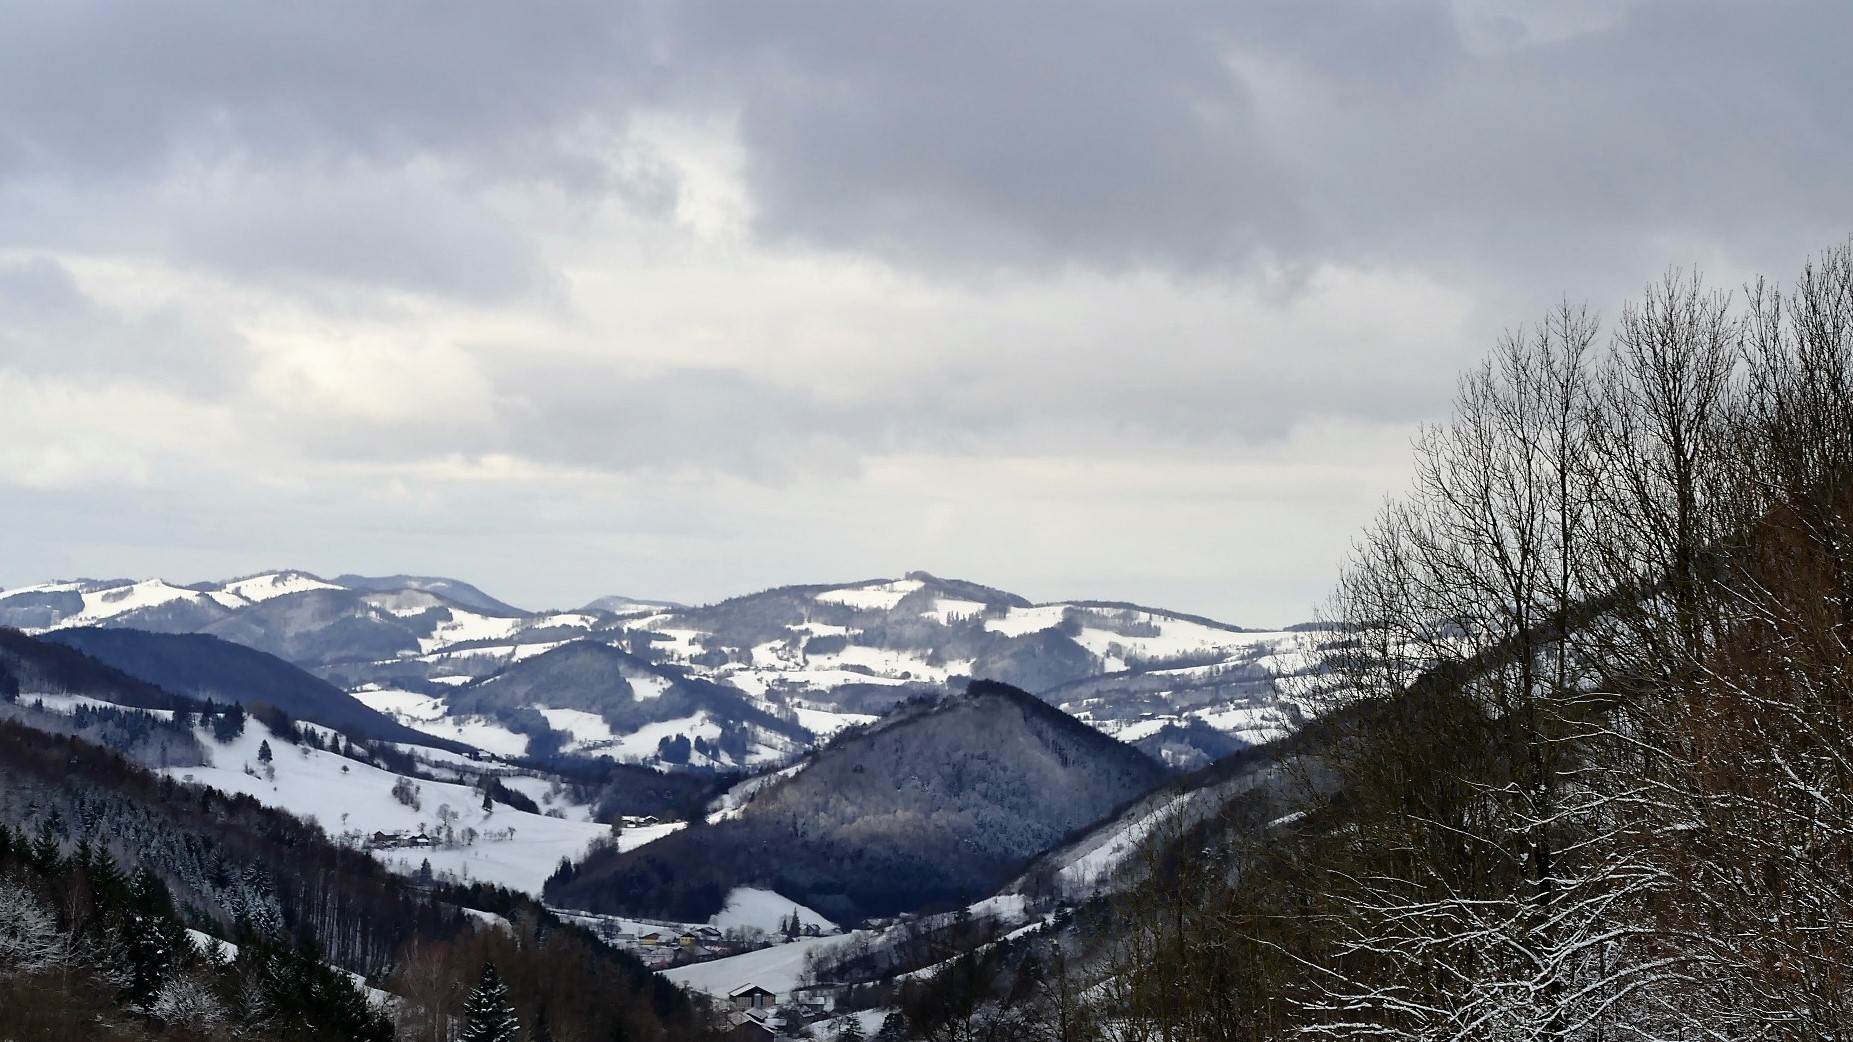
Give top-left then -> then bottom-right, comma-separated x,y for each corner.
0,820 -> 395,1042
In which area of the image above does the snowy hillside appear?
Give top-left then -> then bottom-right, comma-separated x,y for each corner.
161,719 -> 651,894
8,679 -> 680,896
1006,738 -> 1301,900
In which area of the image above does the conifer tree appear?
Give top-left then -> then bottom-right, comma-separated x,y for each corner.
460,960 -> 520,1042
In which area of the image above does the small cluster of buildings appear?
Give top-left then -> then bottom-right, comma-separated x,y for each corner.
365,829 -> 432,850
607,925 -> 744,969
723,984 -> 837,1041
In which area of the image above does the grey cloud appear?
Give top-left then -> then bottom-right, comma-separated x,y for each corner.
1265,2 -> 1853,289
480,356 -> 954,481
6,0 -> 1847,294
643,0 -> 1853,287
0,2 -> 677,302
166,172 -> 560,304
0,2 -> 662,183
0,255 -> 250,394
675,0 -> 1304,272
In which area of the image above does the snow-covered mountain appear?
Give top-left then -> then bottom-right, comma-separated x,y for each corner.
623,572 -> 1314,766
0,569 -> 1319,771
353,640 -> 811,771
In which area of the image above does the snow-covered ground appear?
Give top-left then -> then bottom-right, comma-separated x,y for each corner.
1190,704 -> 1292,744
709,888 -> 836,934
535,707 -> 615,747
415,611 -> 525,654
21,691 -> 176,720
157,718 -> 677,894
61,579 -> 224,627
723,666 -> 916,696
348,688 -> 533,758
1050,793 -> 1195,892
813,578 -> 925,611
662,932 -> 857,999
374,821 -> 684,894
217,570 -> 342,603
350,687 -> 449,721
498,775 -> 598,821
787,704 -> 878,738
663,890 -> 1032,1003
609,712 -> 721,760
982,604 -> 1070,638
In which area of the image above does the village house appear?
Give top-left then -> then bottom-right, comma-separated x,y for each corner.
728,984 -> 776,1011
725,1009 -> 778,1042
637,948 -> 678,970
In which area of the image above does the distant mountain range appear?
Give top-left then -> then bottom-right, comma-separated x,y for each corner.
0,568 -> 1317,771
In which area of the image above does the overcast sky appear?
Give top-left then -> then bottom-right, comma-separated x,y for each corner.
1,1 -> 1848,624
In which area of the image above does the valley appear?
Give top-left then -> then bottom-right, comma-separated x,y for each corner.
0,567 -> 1327,1036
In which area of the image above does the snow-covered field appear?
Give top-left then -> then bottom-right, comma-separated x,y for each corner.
155,718 -> 678,894
788,704 -> 878,738
219,570 -> 342,603
374,821 -> 684,894
813,578 -> 925,611
58,578 -> 225,627
663,890 -> 1033,1004
349,687 -> 533,758
662,931 -> 856,999
709,888 -> 836,934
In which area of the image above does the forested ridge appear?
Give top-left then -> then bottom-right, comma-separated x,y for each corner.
0,713 -> 716,1041
548,679 -> 1165,923
865,243 -> 1853,1041
41,626 -> 474,752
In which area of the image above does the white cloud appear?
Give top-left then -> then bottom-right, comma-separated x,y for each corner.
0,1 -> 1848,623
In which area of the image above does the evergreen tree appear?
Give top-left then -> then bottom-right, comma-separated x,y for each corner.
212,702 -> 246,743
258,739 -> 273,763
29,821 -> 62,871
122,867 -> 190,1007
460,960 -> 520,1042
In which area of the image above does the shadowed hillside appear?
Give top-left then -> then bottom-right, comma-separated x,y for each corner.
546,679 -> 1166,922
42,627 -> 473,753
